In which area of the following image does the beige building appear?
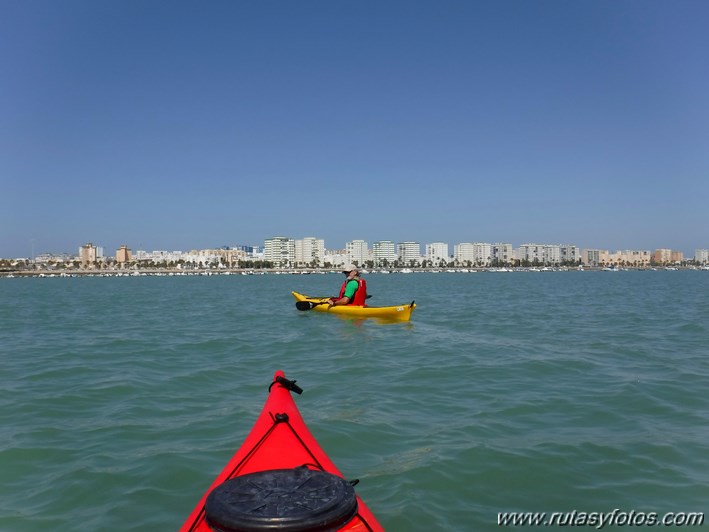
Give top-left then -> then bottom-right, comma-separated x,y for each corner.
79,242 -> 98,266
653,249 -> 683,264
599,250 -> 651,267
581,249 -> 603,266
116,245 -> 132,264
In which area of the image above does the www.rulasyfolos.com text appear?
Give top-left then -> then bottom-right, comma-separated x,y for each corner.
498,509 -> 704,528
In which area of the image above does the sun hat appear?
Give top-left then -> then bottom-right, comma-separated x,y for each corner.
342,263 -> 357,272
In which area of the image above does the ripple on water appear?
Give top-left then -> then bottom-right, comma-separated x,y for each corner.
1,272 -> 709,530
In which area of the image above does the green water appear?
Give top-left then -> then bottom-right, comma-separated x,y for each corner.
1,271 -> 708,530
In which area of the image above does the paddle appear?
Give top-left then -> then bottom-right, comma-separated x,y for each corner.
295,295 -> 373,311
295,300 -> 329,311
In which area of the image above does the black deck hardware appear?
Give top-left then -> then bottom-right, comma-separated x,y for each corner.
269,375 -> 304,395
204,466 -> 358,531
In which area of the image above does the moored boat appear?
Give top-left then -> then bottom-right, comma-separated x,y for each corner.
292,291 -> 416,322
180,371 -> 383,531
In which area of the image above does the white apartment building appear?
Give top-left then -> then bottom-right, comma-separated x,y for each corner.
560,245 -> 581,264
295,237 -> 325,267
188,249 -> 237,267
397,241 -> 421,266
454,242 -> 491,266
517,244 -> 541,265
264,236 -> 295,267
425,242 -> 449,266
345,240 -> 369,267
324,250 -> 348,268
474,242 -> 492,266
491,243 -> 514,265
517,243 -> 569,265
372,240 -> 397,266
135,249 -> 245,268
34,252 -> 73,264
516,244 -> 579,265
695,249 -> 709,264
135,250 -> 186,263
453,243 -> 475,266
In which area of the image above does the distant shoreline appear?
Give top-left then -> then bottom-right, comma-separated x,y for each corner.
2,266 -> 706,279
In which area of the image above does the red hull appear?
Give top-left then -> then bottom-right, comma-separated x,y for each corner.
180,370 -> 383,531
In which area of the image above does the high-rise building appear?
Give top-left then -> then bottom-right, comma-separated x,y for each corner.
472,242 -> 492,265
559,245 -> 580,264
295,237 -> 325,267
345,240 -> 369,267
79,242 -> 98,266
116,245 -> 132,264
491,243 -> 514,265
425,242 -> 449,266
372,240 -> 396,267
397,241 -> 421,266
264,237 -> 295,267
453,243 -> 475,266
652,248 -> 682,264
454,242 -> 491,266
517,243 -> 568,265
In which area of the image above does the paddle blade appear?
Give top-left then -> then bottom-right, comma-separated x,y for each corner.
295,301 -> 316,311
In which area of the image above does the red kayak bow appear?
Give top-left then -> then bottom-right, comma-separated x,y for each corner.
180,370 -> 383,531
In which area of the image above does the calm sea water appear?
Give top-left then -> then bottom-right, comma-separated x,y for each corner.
1,271 -> 708,531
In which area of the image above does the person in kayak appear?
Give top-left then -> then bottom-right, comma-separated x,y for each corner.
328,264 -> 367,306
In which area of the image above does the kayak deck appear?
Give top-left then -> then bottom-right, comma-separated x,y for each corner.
292,291 -> 416,322
180,371 -> 383,531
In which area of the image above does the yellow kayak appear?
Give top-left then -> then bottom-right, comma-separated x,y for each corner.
292,291 -> 416,322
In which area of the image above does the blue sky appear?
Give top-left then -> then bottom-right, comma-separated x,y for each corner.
2,0 -> 708,258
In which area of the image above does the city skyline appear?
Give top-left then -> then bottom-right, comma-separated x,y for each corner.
2,2 -> 708,259
2,231 -> 709,262
9,235 -> 706,263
